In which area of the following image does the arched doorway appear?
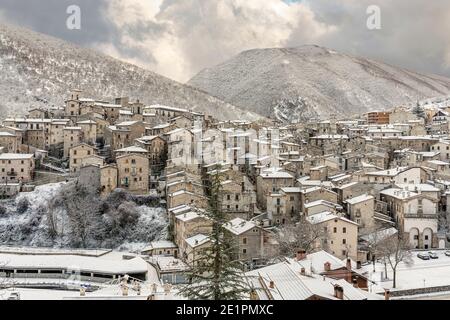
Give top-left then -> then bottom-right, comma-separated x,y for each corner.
409,228 -> 420,249
423,228 -> 433,249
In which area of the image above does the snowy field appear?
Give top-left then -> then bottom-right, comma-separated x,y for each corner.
364,250 -> 450,293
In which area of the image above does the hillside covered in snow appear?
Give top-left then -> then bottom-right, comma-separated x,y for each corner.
0,183 -> 168,251
0,23 -> 262,122
189,45 -> 450,123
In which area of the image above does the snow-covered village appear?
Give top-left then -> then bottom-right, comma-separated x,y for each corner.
0,0 -> 450,308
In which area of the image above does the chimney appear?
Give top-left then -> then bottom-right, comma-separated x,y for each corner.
296,249 -> 307,261
269,281 -> 275,289
353,277 -> 359,288
346,258 -> 352,271
384,289 -> 390,301
164,283 -> 172,294
300,268 -> 306,276
324,262 -> 331,272
334,285 -> 344,300
122,285 -> 129,296
356,261 -> 362,270
250,290 -> 259,301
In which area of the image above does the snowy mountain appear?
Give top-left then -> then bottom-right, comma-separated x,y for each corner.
188,45 -> 450,122
0,23 -> 262,121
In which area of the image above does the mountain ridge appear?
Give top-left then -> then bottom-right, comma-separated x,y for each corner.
0,22 -> 263,121
188,45 -> 450,122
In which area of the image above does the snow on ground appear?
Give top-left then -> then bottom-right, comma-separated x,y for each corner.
0,288 -> 80,300
0,182 -> 168,251
363,250 -> 450,293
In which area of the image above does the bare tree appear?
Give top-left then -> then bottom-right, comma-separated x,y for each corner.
378,232 -> 413,289
360,226 -> 397,272
276,217 -> 325,257
60,182 -> 102,248
46,198 -> 60,238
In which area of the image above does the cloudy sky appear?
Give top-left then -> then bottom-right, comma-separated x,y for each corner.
0,0 -> 449,83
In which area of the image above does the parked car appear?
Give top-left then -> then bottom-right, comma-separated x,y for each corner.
428,251 -> 439,259
417,253 -> 430,260
7,292 -> 20,300
445,251 -> 450,257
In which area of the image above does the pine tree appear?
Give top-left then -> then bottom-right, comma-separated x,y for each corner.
412,101 -> 425,119
179,165 -> 251,300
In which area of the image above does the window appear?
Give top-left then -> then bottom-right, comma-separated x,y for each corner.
425,235 -> 429,240
333,227 -> 337,233
343,227 -> 347,234
227,195 -> 231,201
243,238 -> 247,245
343,239 -> 347,245
243,249 -> 247,254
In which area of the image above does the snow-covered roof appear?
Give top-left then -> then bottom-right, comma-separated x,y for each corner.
395,184 -> 440,192
380,188 -> 418,200
307,212 -> 357,226
366,167 -> 408,177
312,135 -> 349,139
345,194 -> 374,205
0,253 -> 148,275
77,120 -> 97,124
115,146 -> 148,153
280,187 -> 302,193
246,256 -> 381,300
142,241 -> 178,251
148,255 -> 189,272
175,211 -> 205,222
259,167 -> 294,179
0,153 -> 33,160
116,121 -> 140,126
224,218 -> 257,235
304,200 -> 341,209
337,182 -> 359,190
185,234 -> 210,248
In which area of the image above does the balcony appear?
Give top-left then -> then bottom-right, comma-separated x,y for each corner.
404,213 -> 436,219
7,171 -> 17,177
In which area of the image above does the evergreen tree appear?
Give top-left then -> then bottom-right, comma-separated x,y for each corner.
179,165 -> 251,300
412,101 -> 426,119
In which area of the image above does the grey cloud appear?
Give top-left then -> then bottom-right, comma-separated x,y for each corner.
0,0 -> 114,45
0,0 -> 449,83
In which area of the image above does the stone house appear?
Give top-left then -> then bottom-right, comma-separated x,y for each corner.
0,153 -> 35,183
116,153 -> 149,195
63,127 -> 83,158
224,218 -> 278,263
307,212 -> 359,260
69,143 -> 97,174
78,164 -> 118,197
345,194 -> 375,231
256,168 -> 295,210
